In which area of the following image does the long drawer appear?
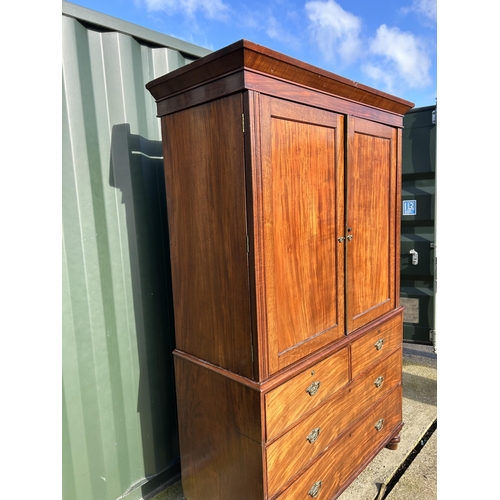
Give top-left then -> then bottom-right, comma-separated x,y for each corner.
265,347 -> 349,440
266,348 -> 402,497
351,313 -> 402,378
274,384 -> 403,499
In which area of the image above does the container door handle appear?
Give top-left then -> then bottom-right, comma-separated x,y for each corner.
409,249 -> 418,265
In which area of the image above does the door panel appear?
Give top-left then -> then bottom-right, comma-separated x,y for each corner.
347,117 -> 397,333
259,96 -> 345,374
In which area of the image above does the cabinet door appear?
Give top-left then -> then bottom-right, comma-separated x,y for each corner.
258,95 -> 345,374
346,117 -> 398,333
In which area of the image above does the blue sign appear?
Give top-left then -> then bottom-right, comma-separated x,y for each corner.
403,200 -> 417,216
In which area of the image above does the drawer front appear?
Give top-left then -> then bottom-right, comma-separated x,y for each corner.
265,347 -> 349,441
351,313 -> 402,378
266,348 -> 401,497
349,347 -> 402,417
274,385 -> 403,500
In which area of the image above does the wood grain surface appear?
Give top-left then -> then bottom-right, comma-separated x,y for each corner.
266,348 -> 402,496
259,95 -> 345,374
265,347 -> 349,440
274,385 -> 403,499
163,93 -> 254,378
346,117 -> 398,333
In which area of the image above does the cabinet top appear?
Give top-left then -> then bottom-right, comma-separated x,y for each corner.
146,39 -> 414,116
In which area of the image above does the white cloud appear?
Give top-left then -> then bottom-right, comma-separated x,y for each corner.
266,16 -> 285,41
265,15 -> 301,48
402,0 -> 437,23
365,24 -> 431,90
143,0 -> 229,20
416,0 -> 437,20
362,63 -> 397,92
305,0 -> 362,64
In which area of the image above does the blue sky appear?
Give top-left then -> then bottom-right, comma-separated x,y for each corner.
66,0 -> 436,108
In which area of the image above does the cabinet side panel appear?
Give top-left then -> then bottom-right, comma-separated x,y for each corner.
174,355 -> 264,500
162,94 -> 254,378
347,118 -> 397,333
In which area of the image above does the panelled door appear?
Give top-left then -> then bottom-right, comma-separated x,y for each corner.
259,95 -> 345,374
346,117 -> 398,333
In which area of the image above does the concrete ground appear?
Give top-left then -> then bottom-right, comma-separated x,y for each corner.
149,342 -> 437,500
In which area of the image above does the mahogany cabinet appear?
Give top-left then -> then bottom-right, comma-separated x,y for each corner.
146,40 -> 414,499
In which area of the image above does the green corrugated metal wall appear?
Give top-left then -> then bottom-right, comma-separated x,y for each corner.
62,4 -> 210,499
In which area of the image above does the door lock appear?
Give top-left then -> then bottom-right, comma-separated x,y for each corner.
409,249 -> 418,265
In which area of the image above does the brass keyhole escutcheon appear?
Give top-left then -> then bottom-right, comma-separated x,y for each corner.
375,419 -> 385,431
374,339 -> 384,351
374,376 -> 384,388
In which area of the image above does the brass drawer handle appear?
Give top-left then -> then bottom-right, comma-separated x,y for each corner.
375,419 -> 385,432
306,427 -> 321,444
374,338 -> 384,351
374,376 -> 384,388
306,381 -> 321,396
308,480 -> 323,497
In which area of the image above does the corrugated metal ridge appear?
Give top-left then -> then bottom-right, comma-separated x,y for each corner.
62,1 -> 212,58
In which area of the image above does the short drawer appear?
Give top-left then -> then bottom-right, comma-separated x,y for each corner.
265,347 -> 349,441
351,313 -> 402,378
266,348 -> 401,497
274,385 -> 403,500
